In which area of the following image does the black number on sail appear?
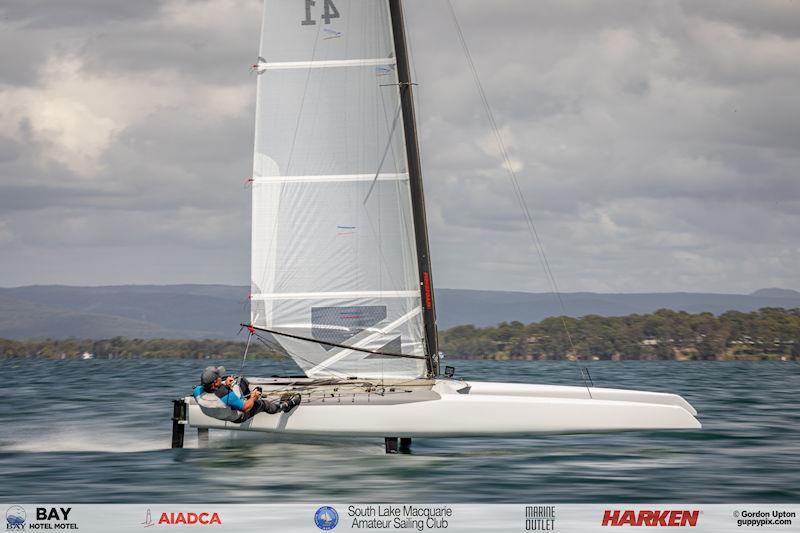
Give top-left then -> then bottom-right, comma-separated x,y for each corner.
322,0 -> 340,24
302,0 -> 339,26
301,0 -> 316,25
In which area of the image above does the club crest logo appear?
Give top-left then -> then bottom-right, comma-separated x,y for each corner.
314,506 -> 339,530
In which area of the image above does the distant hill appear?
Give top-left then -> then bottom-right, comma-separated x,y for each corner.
0,285 -> 246,340
0,284 -> 799,340
750,288 -> 800,298
435,288 -> 800,328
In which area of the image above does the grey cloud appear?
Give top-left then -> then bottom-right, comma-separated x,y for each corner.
680,0 -> 800,39
0,0 -> 163,28
0,0 -> 798,293
0,136 -> 22,163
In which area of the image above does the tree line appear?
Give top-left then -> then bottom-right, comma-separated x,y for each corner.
439,307 -> 800,361
0,337 -> 283,360
1,308 -> 798,361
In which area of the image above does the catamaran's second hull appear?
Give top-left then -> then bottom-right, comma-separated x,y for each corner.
184,379 -> 700,437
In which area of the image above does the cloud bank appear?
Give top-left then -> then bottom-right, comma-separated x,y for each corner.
0,0 -> 798,293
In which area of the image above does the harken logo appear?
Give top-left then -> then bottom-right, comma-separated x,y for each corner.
5,506 -> 26,530
602,510 -> 700,527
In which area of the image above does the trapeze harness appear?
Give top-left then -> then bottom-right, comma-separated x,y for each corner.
194,383 -> 245,422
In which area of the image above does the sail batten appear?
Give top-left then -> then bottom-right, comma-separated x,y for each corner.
251,290 -> 419,301
260,58 -> 397,70
250,0 -> 429,378
251,173 -> 408,184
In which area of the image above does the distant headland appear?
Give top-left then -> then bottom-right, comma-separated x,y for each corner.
2,307 -> 797,362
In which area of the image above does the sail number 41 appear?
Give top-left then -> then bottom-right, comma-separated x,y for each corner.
302,0 -> 340,25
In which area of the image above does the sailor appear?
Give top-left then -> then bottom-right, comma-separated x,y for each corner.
193,366 -> 301,423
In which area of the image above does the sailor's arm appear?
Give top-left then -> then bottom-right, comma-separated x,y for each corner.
241,389 -> 261,413
218,387 -> 248,411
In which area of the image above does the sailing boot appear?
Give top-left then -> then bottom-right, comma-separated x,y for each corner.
261,399 -> 281,415
279,393 -> 302,413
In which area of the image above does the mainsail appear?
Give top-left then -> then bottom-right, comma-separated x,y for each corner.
250,0 -> 437,378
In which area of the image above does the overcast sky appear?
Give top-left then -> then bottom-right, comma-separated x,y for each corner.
0,0 -> 798,293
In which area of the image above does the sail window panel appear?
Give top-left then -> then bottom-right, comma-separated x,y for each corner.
251,179 -> 418,296
256,296 -> 424,345
254,66 -> 406,178
253,295 -> 426,378
312,304 -> 387,351
260,0 -> 394,64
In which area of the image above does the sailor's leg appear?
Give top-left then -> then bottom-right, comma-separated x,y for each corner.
239,377 -> 252,396
233,377 -> 252,398
261,399 -> 281,414
232,399 -> 280,422
234,406 -> 258,423
278,393 -> 302,413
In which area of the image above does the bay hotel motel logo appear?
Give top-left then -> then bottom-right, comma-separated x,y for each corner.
6,506 -> 25,530
6,506 -> 78,530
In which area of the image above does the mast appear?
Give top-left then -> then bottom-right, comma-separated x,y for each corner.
388,0 -> 439,376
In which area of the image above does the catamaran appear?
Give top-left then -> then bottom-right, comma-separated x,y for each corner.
171,0 -> 700,452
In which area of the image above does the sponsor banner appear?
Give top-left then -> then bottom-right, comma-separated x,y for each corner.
2,504 -> 798,532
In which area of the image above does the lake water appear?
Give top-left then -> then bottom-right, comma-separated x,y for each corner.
1,359 -> 798,502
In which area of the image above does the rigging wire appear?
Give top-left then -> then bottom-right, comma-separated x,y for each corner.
238,330 -> 254,378
285,14 -> 324,175
245,323 -> 426,361
444,0 -> 591,397
363,101 -> 403,203
249,328 -> 352,380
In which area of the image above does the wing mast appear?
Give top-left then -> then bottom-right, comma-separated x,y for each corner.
388,0 -> 439,376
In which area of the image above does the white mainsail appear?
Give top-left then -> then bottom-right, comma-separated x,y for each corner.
250,0 -> 428,378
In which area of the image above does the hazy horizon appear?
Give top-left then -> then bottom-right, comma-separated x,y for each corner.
1,282 -> 798,296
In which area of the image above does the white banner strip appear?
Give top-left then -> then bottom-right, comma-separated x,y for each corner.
4,504 -> 798,533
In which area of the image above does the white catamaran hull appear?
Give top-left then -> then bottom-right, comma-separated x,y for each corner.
184,379 -> 699,437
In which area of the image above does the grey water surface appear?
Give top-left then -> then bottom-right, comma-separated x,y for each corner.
0,359 -> 798,502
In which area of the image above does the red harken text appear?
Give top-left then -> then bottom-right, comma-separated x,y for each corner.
602,510 -> 699,527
